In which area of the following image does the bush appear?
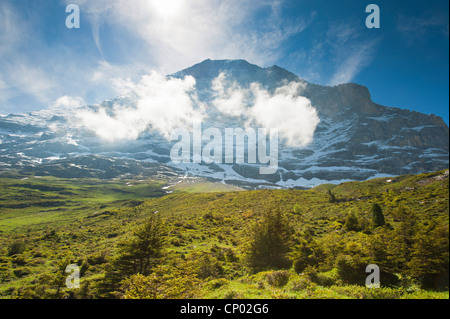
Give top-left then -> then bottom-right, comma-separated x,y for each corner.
7,242 -> 26,256
290,277 -> 317,292
332,285 -> 406,299
224,248 -> 239,263
307,268 -> 339,287
207,278 -> 229,290
293,249 -> 320,274
13,267 -> 31,278
12,256 -> 27,266
266,270 -> 290,287
293,257 -> 309,274
86,251 -> 108,265
186,252 -> 224,279
203,212 -> 214,221
224,290 -> 242,299
292,237 -> 325,274
335,254 -> 366,285
303,266 -> 319,283
120,266 -> 201,299
344,212 -> 360,232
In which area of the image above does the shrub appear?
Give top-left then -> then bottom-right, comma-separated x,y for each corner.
307,268 -> 339,287
406,224 -> 449,290
207,278 -> 229,290
86,251 -> 108,265
344,212 -> 360,232
171,238 -> 182,247
203,212 -> 214,221
13,267 -> 31,278
293,257 -> 309,274
7,242 -> 26,256
224,248 -> 239,263
335,254 -> 366,285
120,266 -> 201,299
11,254 -> 27,266
224,290 -> 242,299
266,270 -> 290,287
290,277 -> 317,292
186,252 -> 224,279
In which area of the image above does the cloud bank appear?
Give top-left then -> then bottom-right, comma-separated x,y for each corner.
77,72 -> 320,149
76,72 -> 205,142
211,73 -> 320,148
249,82 -> 320,148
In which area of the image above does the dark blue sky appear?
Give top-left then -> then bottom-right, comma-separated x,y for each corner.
0,0 -> 448,124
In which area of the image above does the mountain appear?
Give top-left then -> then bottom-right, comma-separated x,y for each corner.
0,59 -> 448,188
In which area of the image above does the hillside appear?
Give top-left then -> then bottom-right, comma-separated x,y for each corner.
0,169 -> 448,299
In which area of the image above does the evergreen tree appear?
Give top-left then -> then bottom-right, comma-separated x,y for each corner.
327,190 -> 336,203
407,223 -> 449,289
292,236 -> 325,273
246,210 -> 292,272
389,205 -> 418,269
101,213 -> 166,295
371,203 -> 385,227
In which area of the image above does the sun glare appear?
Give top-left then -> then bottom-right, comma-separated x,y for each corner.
150,0 -> 184,19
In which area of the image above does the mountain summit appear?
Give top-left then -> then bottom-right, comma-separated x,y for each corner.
0,59 -> 448,188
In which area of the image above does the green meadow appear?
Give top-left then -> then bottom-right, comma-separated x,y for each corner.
0,169 -> 448,299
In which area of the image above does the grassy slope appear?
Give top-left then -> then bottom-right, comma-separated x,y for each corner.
0,169 -> 448,298
0,175 -> 167,232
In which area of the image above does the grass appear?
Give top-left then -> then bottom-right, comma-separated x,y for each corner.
201,270 -> 450,299
0,169 -> 448,299
0,173 -> 169,232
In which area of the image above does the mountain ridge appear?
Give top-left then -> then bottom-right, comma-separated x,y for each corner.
0,59 -> 448,188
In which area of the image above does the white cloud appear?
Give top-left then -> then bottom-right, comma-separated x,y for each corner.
50,95 -> 86,110
78,71 -> 319,148
211,72 -> 247,117
76,72 -> 205,142
211,73 -> 320,148
248,81 -> 319,148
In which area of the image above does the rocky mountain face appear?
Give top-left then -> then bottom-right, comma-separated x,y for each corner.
0,59 -> 448,188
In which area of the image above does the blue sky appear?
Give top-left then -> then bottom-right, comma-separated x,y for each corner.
0,0 -> 448,124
